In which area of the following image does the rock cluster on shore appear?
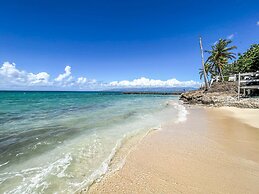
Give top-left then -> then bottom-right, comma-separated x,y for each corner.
180,82 -> 259,109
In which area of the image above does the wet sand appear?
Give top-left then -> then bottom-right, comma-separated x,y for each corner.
87,107 -> 259,194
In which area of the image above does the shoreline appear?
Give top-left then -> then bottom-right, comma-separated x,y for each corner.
77,99 -> 186,193
85,105 -> 259,193
76,126 -> 162,193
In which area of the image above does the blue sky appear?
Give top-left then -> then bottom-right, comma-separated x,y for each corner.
0,0 -> 259,90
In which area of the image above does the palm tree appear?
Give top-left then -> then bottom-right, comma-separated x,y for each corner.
199,63 -> 216,87
199,63 -> 210,80
199,37 -> 209,90
206,39 -> 237,82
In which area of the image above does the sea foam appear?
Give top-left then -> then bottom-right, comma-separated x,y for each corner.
75,100 -> 187,193
170,101 -> 189,123
74,125 -> 162,193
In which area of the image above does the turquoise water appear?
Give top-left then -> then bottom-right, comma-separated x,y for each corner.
0,91 -> 179,193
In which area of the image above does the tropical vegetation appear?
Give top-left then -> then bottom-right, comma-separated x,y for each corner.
199,39 -> 259,87
224,44 -> 259,75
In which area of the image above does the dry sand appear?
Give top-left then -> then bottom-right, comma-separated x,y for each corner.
215,107 -> 259,129
87,107 -> 259,194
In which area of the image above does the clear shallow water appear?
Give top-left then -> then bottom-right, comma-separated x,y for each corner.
0,91 -> 179,193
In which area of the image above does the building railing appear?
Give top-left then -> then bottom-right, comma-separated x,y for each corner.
237,71 -> 259,100
209,71 -> 259,99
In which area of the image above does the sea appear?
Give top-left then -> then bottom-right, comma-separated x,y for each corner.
0,91 -> 186,193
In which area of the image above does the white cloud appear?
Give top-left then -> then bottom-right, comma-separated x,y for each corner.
109,77 -> 200,88
77,77 -> 88,84
54,66 -> 75,87
27,72 -> 50,85
0,62 -> 50,87
0,62 -> 98,90
0,62 -> 200,90
55,65 -> 72,82
257,21 -> 259,26
227,34 -> 234,40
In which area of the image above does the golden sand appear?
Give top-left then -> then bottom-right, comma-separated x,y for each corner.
215,106 -> 259,129
87,107 -> 259,194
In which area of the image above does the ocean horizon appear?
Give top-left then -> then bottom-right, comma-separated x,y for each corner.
0,86 -> 196,92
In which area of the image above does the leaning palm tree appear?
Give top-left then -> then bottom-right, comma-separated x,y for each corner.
199,63 -> 216,87
206,39 -> 237,82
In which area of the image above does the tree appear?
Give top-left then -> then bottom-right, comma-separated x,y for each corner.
199,37 -> 209,89
199,62 -> 218,87
206,39 -> 237,81
199,63 -> 210,80
222,61 -> 239,75
235,44 -> 259,73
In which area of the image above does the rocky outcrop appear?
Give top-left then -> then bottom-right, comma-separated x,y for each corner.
206,82 -> 237,93
180,82 -> 259,109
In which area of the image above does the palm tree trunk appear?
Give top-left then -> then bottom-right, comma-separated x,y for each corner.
219,67 -> 224,82
199,37 -> 209,90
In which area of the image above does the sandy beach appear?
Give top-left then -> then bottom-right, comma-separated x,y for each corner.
87,107 -> 259,194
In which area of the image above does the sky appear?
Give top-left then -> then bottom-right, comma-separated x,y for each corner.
0,0 -> 259,90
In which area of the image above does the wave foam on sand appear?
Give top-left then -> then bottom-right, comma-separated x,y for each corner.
167,100 -> 189,123
81,100 -> 189,193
